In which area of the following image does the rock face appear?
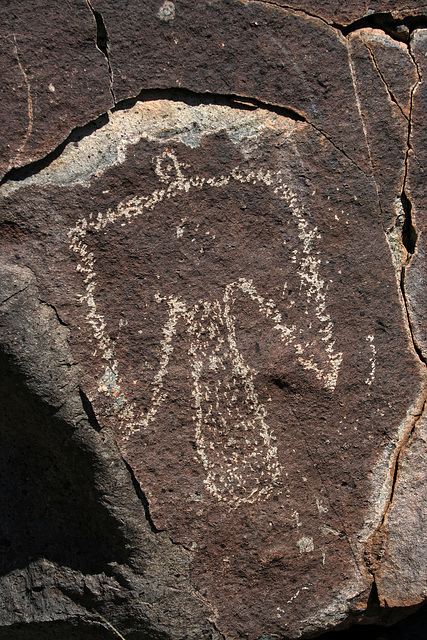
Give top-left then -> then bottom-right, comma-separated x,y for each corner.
0,0 -> 112,179
0,2 -> 426,639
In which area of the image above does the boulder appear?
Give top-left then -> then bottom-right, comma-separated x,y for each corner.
0,2 -> 425,639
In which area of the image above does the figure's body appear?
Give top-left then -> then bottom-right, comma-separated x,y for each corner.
70,149 -> 342,505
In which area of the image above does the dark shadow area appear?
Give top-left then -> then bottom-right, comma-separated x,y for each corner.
315,601 -> 427,639
0,619 -> 169,640
0,620 -> 117,640
336,12 -> 427,42
401,191 -> 418,256
0,348 -> 129,577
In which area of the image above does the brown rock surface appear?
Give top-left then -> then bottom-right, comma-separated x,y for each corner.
90,0 -> 371,170
0,0 -> 112,180
0,2 -> 426,639
405,29 -> 427,361
375,409 -> 427,607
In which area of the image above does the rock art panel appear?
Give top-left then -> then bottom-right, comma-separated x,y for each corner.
1,98 -> 424,638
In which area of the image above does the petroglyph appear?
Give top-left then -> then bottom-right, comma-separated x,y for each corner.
68,135 -> 343,506
297,536 -> 315,553
365,334 -> 376,386
11,34 -> 33,160
2,3 -> 427,634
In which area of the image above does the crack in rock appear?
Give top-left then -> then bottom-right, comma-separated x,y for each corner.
86,0 -> 116,103
365,42 -> 409,120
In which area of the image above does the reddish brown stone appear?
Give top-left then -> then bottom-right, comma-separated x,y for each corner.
91,0 -> 371,171
405,30 -> 427,361
348,29 -> 416,228
1,98 -> 424,638
0,0 -> 112,180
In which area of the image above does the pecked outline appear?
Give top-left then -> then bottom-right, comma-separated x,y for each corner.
68,148 -> 343,505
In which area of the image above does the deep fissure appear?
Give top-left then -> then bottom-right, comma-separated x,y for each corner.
39,298 -> 69,328
401,38 -> 421,257
401,191 -> 418,254
335,13 -> 427,42
86,0 -> 116,103
371,396 -> 427,575
79,387 -> 102,432
387,400 -> 427,511
254,1 -> 427,43
0,112 -> 110,188
398,35 -> 425,365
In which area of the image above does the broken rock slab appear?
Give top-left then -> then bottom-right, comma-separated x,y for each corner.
1,95 -> 425,639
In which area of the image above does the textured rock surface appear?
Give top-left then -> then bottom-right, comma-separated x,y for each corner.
0,262 -> 218,640
0,2 -> 426,639
405,30 -> 427,361
0,0 -> 112,180
375,411 -> 427,607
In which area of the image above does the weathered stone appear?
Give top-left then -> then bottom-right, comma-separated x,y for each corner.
1,95 -> 425,638
0,0 -> 112,180
348,29 -> 416,228
404,29 -> 427,361
375,409 -> 427,607
1,2 -> 427,639
91,0 -> 371,170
